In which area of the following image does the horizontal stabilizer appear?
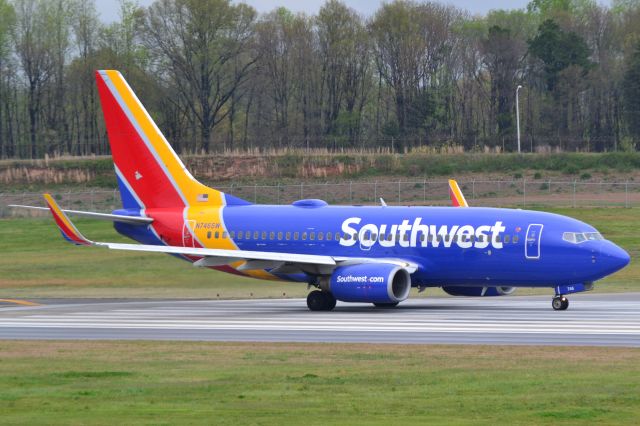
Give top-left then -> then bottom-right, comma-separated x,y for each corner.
9,205 -> 153,225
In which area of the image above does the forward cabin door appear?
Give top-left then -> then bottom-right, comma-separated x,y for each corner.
525,224 -> 543,260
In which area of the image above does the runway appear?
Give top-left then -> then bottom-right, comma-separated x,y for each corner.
1,293 -> 639,346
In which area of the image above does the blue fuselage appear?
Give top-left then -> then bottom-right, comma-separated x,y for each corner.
116,204 -> 630,290
221,205 -> 629,288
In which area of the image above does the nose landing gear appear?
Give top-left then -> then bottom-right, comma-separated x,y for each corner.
552,295 -> 569,311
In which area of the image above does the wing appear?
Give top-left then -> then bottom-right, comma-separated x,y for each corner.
448,179 -> 469,207
41,194 -> 418,274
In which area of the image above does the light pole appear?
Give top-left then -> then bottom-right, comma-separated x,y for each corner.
516,85 -> 523,154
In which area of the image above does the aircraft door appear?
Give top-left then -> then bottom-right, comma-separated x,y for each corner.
182,220 -> 196,248
525,224 -> 543,260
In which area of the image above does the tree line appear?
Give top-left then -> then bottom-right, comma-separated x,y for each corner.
1,0 -> 640,159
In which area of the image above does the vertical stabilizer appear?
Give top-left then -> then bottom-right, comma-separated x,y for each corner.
95,70 -> 250,210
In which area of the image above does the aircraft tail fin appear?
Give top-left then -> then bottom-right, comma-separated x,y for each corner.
95,70 -> 250,210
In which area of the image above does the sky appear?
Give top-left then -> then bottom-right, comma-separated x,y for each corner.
97,0 -> 543,23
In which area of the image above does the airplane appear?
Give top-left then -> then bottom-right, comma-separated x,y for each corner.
11,70 -> 630,311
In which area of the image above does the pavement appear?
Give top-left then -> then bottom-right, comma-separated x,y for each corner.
0,293 -> 639,346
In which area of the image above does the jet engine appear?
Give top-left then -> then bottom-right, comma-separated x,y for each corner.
329,264 -> 411,304
442,286 -> 516,297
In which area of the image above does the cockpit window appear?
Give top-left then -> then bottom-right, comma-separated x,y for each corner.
563,231 -> 603,244
585,232 -> 604,241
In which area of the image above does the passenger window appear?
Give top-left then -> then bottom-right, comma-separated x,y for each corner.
495,235 -> 501,243
230,231 -> 235,239
302,232 -> 307,241
278,232 -> 283,240
326,232 -> 332,241
215,232 -> 219,239
253,231 -> 258,240
318,232 -> 324,241
294,232 -> 299,240
310,232 -> 315,241
269,231 -> 275,240
419,234 -> 425,242
372,233 -> 377,241
207,231 -> 212,239
222,232 -> 228,239
513,236 -> 519,244
237,231 -> 243,239
504,235 -> 510,243
261,231 -> 267,240
353,233 -> 358,241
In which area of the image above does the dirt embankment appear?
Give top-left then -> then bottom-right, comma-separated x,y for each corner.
0,155 -> 372,186
1,152 -> 639,188
0,165 -> 96,185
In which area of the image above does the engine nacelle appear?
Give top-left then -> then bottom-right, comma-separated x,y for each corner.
442,286 -> 516,297
330,264 -> 411,303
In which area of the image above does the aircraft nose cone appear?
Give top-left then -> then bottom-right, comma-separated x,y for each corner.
600,243 -> 630,275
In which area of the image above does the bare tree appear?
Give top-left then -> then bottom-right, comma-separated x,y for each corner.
13,0 -> 56,158
317,0 -> 371,146
144,0 -> 257,152
0,0 -> 15,158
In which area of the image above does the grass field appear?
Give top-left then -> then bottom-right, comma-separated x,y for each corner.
0,207 -> 637,299
0,341 -> 638,424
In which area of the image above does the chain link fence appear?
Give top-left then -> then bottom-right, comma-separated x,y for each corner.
1,179 -> 638,217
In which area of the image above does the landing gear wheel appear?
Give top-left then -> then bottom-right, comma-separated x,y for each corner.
373,302 -> 399,308
324,292 -> 337,310
307,290 -> 336,311
552,296 -> 569,311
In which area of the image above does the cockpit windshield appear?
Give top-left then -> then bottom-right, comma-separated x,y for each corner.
562,231 -> 604,244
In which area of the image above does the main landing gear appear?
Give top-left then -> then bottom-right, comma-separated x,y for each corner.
552,295 -> 569,311
307,290 -> 336,311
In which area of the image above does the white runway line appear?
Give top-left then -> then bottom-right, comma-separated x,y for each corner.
1,294 -> 639,345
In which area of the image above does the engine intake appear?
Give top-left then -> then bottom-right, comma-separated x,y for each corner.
330,264 -> 411,303
442,286 -> 516,297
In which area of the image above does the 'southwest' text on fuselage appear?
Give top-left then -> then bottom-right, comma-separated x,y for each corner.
339,217 -> 507,249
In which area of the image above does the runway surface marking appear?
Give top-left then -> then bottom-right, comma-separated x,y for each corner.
0,293 -> 639,346
0,299 -> 40,307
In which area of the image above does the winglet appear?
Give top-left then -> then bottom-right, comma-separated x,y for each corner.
43,194 -> 93,246
448,180 -> 469,207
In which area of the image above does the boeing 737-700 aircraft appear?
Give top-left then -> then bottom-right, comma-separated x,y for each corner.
12,71 -> 630,311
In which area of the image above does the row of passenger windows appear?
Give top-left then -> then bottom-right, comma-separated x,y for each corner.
207,230 -> 339,241
205,230 -> 520,244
